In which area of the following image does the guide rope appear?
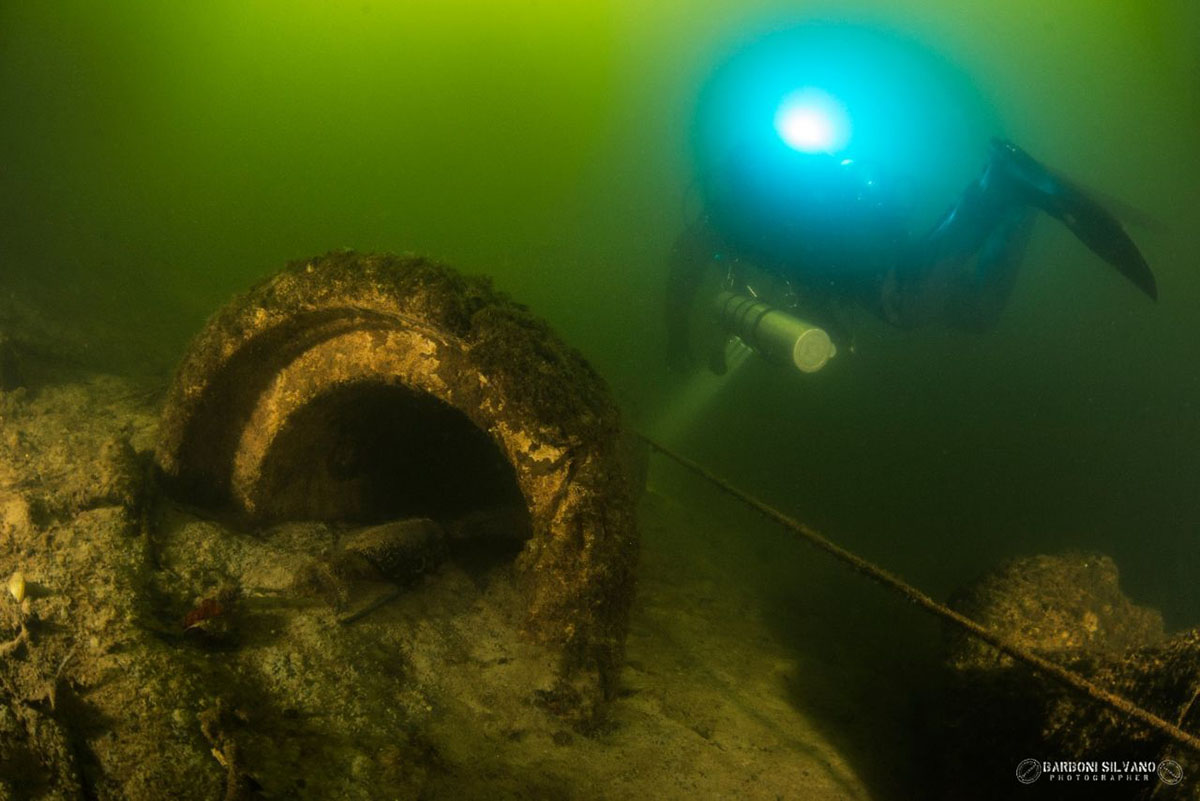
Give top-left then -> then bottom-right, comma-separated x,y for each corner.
638,433 -> 1200,755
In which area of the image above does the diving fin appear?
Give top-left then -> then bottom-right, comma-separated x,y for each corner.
991,139 -> 1157,300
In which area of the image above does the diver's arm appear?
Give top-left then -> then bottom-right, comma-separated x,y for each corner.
941,205 -> 1035,331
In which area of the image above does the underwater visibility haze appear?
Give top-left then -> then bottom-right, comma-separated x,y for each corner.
1,0 -> 1200,798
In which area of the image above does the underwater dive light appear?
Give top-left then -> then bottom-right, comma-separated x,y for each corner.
714,291 -> 836,373
773,88 -> 851,153
694,24 -> 992,202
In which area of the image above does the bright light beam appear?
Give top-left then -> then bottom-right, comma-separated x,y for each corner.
774,88 -> 851,153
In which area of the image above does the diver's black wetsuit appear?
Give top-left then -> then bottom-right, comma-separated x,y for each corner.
667,138 -> 1155,370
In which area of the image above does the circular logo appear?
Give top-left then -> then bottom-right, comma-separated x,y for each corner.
1016,758 -> 1042,784
1158,759 -> 1183,785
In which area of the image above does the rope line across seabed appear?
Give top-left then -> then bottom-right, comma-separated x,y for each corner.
637,433 -> 1200,756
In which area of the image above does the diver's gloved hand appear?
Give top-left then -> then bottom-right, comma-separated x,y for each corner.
989,138 -> 1157,300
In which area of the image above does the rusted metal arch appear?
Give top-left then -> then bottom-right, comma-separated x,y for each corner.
155,251 -> 637,697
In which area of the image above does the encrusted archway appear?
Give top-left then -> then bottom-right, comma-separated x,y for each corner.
155,251 -> 637,694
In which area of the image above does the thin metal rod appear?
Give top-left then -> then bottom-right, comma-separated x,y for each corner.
639,433 -> 1200,755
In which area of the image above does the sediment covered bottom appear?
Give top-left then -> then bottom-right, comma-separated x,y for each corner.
0,373 -> 882,800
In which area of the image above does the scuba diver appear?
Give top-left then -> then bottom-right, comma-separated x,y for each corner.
666,136 -> 1157,373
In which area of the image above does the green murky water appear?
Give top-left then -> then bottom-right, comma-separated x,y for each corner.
2,2 -> 1198,797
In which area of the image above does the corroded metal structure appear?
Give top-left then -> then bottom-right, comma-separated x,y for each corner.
155,251 -> 637,695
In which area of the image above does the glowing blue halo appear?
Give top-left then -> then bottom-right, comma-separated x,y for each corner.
773,88 -> 851,153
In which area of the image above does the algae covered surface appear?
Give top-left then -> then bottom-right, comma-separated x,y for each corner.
0,369 -> 884,800
152,251 -> 638,701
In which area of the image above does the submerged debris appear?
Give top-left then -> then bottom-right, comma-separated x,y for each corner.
5,570 -> 23,604
154,251 -> 638,700
199,702 -> 265,801
947,551 -> 1164,670
183,584 -> 241,644
0,253 -> 870,800
0,365 -> 881,799
285,518 -> 451,624
342,517 -> 448,584
938,551 -> 1189,799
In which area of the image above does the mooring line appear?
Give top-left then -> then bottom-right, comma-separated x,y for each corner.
637,433 -> 1200,755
